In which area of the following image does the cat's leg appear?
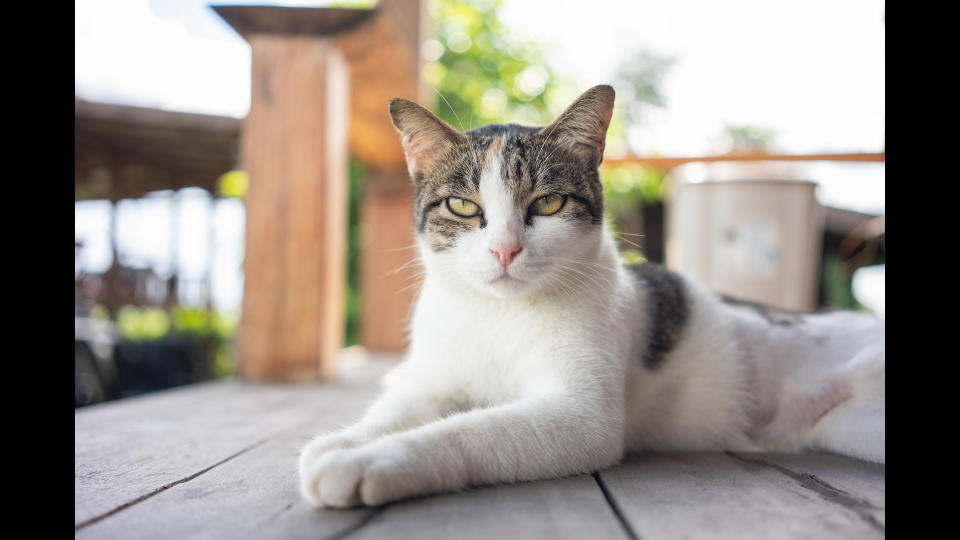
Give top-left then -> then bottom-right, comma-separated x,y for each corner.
299,393 -> 625,508
298,388 -> 451,488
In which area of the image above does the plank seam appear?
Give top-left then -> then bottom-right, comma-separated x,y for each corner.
317,506 -> 389,540
725,451 -> 884,533
592,471 -> 641,540
75,438 -> 269,531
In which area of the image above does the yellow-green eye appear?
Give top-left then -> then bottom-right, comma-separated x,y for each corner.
531,194 -> 565,216
446,197 -> 481,218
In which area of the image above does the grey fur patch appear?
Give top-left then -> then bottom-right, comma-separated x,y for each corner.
628,263 -> 690,370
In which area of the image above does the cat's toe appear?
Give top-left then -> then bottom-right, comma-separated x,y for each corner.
300,449 -> 367,508
318,457 -> 365,508
358,459 -> 408,506
298,431 -> 366,476
299,461 -> 327,507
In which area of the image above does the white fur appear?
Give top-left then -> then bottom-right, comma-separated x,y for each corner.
298,153 -> 885,508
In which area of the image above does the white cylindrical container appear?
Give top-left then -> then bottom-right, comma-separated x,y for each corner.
665,163 -> 824,312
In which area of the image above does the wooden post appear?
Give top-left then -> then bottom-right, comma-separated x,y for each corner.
335,0 -> 425,352
216,2 -> 426,380
215,7 -> 371,381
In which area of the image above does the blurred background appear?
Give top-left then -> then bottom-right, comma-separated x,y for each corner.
75,0 -> 884,407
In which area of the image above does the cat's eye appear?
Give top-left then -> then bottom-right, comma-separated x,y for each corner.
446,197 -> 481,218
530,194 -> 566,216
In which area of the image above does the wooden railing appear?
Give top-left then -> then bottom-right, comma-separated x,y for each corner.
603,152 -> 885,171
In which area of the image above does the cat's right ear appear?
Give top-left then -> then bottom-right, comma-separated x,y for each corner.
389,98 -> 467,180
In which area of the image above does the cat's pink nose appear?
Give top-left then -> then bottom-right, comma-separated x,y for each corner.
490,244 -> 523,268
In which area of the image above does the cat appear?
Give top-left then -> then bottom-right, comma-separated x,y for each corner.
298,85 -> 885,508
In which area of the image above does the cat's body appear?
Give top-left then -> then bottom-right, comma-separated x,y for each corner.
298,86 -> 884,508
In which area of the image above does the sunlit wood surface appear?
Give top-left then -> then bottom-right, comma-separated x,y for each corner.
75,350 -> 884,539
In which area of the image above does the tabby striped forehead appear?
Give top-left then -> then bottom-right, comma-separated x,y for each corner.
413,123 -> 605,251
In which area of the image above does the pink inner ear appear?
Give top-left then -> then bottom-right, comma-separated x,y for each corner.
403,136 -> 438,177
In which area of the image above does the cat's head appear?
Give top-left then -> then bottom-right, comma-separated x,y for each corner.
389,85 -> 615,299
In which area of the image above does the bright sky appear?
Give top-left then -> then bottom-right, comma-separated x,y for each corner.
75,0 -> 885,155
74,0 -> 885,315
501,0 -> 885,156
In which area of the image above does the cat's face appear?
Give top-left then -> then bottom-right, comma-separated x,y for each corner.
389,85 -> 615,299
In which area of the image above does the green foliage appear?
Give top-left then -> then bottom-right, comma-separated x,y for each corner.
211,341 -> 236,378
600,163 -> 667,211
424,0 -> 568,128
820,254 -> 865,312
116,305 -> 239,343
619,249 -> 647,266
723,124 -> 776,153
171,305 -> 238,339
344,158 -> 366,347
116,306 -> 170,341
114,304 -> 239,378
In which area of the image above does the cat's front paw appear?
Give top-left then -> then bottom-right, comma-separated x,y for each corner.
298,429 -> 371,477
299,438 -> 426,508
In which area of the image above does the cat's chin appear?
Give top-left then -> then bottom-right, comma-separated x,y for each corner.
474,273 -> 534,299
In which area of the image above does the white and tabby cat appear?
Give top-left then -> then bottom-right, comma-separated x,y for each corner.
298,85 -> 885,508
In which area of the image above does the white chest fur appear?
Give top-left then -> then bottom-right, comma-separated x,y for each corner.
401,262 -> 636,408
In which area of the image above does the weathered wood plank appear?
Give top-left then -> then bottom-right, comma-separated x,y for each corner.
599,452 -> 884,540
77,358 -> 627,540
77,354 -> 885,539
75,428 -> 375,540
726,451 -> 885,527
75,354 -> 392,529
340,474 -> 630,540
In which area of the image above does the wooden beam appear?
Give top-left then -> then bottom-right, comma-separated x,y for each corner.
211,5 -> 374,38
74,100 -> 240,201
233,33 -> 350,381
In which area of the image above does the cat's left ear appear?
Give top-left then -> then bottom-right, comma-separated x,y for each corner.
538,85 -> 615,167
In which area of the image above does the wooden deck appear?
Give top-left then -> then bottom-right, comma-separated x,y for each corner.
75,351 -> 885,539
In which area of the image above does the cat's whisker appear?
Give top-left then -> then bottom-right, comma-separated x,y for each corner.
542,256 -> 620,283
380,243 -> 421,253
548,263 -> 606,299
429,85 -> 465,132
381,257 -> 425,279
617,238 -> 645,250
396,277 -> 425,295
544,255 -> 618,272
403,271 -> 427,282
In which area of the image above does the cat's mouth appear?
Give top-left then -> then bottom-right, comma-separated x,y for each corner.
487,269 -> 526,286
489,273 -> 515,283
